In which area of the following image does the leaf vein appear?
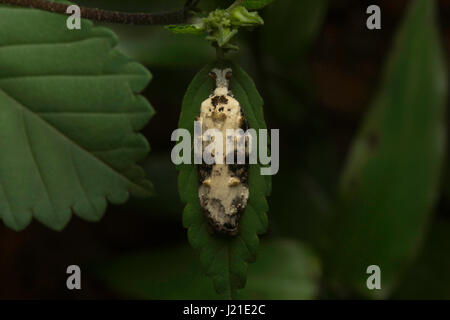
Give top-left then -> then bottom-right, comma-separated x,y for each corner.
3,89 -> 151,196
21,106 -> 60,224
68,147 -> 98,215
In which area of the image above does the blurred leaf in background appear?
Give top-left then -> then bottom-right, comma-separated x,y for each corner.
326,0 -> 448,298
257,0 -> 335,252
261,0 -> 328,63
117,30 -> 215,69
258,0 -> 328,125
269,139 -> 339,253
392,220 -> 450,299
242,0 -> 276,10
77,0 -> 215,69
125,155 -> 183,222
95,239 -> 321,300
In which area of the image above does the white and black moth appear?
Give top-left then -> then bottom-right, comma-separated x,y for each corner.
196,68 -> 249,236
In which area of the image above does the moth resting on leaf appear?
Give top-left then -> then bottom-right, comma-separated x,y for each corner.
195,68 -> 250,236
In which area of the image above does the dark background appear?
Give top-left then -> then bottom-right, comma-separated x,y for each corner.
1,0 -> 449,299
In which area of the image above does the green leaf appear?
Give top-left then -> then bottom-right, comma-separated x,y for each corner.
95,240 -> 320,300
177,61 -> 270,298
243,0 -> 275,10
229,6 -> 264,27
327,0 -> 447,297
0,5 -> 154,231
201,6 -> 264,50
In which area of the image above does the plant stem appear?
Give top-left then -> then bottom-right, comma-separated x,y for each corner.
0,0 -> 199,25
216,46 -> 225,61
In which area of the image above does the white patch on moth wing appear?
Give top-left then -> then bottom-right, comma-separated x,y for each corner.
199,164 -> 249,231
199,95 -> 243,161
200,95 -> 241,125
214,87 -> 228,96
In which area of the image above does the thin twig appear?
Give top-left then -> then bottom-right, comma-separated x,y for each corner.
0,0 -> 200,25
215,45 -> 225,61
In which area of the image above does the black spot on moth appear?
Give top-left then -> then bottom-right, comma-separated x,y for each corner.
211,96 -> 220,107
219,96 -> 229,104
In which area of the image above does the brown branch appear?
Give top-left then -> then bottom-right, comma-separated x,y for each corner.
0,0 -> 200,25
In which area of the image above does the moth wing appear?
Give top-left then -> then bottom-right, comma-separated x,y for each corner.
200,97 -> 212,115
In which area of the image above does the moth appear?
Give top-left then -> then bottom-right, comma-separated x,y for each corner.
196,68 -> 249,236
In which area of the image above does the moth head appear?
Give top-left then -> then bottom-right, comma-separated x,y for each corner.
210,68 -> 233,94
